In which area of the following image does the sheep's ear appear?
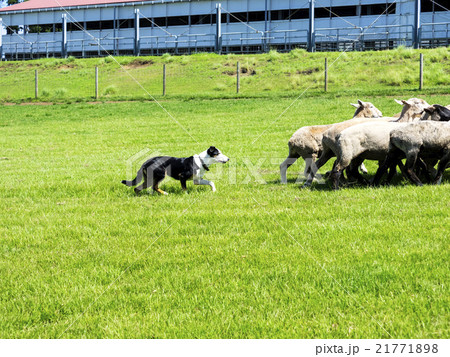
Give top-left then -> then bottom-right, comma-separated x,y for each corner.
402,100 -> 410,106
357,99 -> 365,106
350,103 -> 359,108
424,106 -> 435,114
394,99 -> 403,105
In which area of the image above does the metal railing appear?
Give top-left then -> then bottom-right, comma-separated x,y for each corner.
0,22 -> 448,60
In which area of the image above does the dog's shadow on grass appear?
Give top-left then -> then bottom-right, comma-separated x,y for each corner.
118,184 -> 211,197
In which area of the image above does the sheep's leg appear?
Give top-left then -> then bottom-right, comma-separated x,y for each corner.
416,158 -> 432,183
386,159 -> 402,184
303,153 -> 318,178
424,158 -> 438,178
304,148 -> 333,187
331,169 -> 344,190
373,158 -> 398,186
391,159 -> 414,184
373,157 -> 390,186
374,147 -> 403,185
280,153 -> 300,184
331,159 -> 349,190
346,160 -> 363,183
347,157 -> 368,185
405,152 -> 423,186
433,151 -> 450,185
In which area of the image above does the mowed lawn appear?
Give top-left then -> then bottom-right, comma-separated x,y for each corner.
0,95 -> 449,338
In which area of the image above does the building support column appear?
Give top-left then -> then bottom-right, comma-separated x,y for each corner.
307,0 -> 315,52
263,0 -> 268,52
113,6 -> 117,55
413,0 -> 421,49
61,14 -> 67,58
215,3 -> 222,54
134,9 -> 140,56
0,18 -> 3,61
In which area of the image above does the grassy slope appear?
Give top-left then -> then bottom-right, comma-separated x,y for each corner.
0,94 -> 449,338
0,46 -> 449,102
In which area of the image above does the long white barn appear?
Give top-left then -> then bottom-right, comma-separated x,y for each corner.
0,0 -> 448,59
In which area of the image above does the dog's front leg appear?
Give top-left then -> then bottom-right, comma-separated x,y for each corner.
194,179 -> 216,192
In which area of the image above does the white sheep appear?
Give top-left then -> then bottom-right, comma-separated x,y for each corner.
329,99 -> 429,190
374,121 -> 450,186
280,100 -> 382,184
303,98 -> 430,187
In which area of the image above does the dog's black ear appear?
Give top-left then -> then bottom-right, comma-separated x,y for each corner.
207,146 -> 219,157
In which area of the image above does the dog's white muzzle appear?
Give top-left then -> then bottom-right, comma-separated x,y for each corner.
216,154 -> 230,163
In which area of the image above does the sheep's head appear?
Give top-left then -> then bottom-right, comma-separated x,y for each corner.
395,98 -> 431,122
351,100 -> 383,118
421,104 -> 450,122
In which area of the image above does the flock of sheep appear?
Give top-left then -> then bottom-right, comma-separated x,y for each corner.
280,98 -> 450,189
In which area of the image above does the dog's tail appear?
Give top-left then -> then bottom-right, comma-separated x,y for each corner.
121,167 -> 144,187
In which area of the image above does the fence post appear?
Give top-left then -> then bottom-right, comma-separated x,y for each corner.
95,66 -> 99,99
35,70 -> 38,99
236,61 -> 240,94
163,64 -> 166,96
61,14 -> 67,58
134,9 -> 140,56
419,53 -> 423,90
0,18 -> 3,61
215,3 -> 222,54
324,57 -> 328,92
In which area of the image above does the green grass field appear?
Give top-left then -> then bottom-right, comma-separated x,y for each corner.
0,49 -> 449,338
0,46 -> 449,102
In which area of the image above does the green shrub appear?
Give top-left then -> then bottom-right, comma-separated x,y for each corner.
289,48 -> 307,58
118,57 -> 132,66
103,85 -> 118,95
54,88 -> 68,97
162,53 -> 174,63
268,49 -> 281,61
213,83 -> 227,91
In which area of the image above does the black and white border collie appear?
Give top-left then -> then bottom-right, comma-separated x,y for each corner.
122,146 -> 229,195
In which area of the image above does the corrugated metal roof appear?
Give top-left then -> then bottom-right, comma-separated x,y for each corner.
0,0 -> 150,13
